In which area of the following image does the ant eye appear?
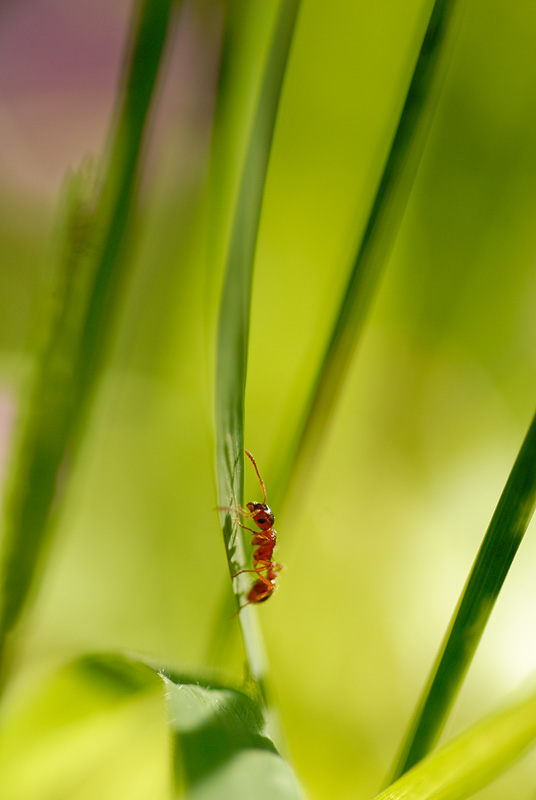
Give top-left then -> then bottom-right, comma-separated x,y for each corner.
258,517 -> 266,524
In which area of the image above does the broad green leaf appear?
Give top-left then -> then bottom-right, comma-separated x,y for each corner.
280,0 -> 465,509
0,654 -> 304,800
214,0 -> 301,680
375,685 -> 536,800
164,675 -> 304,800
391,407 -> 536,778
0,0 -> 178,680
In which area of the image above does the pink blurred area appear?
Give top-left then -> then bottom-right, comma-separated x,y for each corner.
0,390 -> 15,486
0,0 -> 222,202
0,0 -> 131,198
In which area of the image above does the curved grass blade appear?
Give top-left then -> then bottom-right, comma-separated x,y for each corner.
390,408 -> 536,779
214,0 -> 301,683
375,685 -> 536,800
0,0 -> 177,682
278,0 -> 465,510
164,675 -> 304,800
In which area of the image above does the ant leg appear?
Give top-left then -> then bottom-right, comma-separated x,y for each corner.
232,568 -> 259,577
231,584 -> 272,618
231,600 -> 252,618
231,564 -> 269,578
249,571 -> 273,590
216,504 -> 251,518
216,507 -> 258,534
235,520 -> 259,535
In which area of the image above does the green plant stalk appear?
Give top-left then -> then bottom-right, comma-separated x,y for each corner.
375,685 -> 536,800
390,407 -> 536,779
0,0 -> 177,679
278,0 -> 464,512
214,0 -> 301,688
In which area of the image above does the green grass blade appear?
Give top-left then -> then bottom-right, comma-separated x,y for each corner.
0,167 -> 96,672
0,0 -> 177,678
68,0 -> 178,411
391,408 -> 536,779
164,675 -> 304,800
214,0 -> 301,681
375,686 -> 536,800
280,0 -> 464,509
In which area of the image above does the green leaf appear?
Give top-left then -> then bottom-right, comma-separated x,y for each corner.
390,408 -> 536,778
375,686 -> 536,800
214,0 -> 301,680
0,653 -> 304,800
0,0 -> 177,680
164,675 -> 304,800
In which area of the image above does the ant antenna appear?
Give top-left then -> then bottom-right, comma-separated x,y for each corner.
244,449 -> 267,504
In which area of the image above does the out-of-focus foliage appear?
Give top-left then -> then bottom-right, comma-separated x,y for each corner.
0,0 -> 536,798
375,685 -> 536,800
0,0 -> 177,671
391,407 -> 536,778
0,654 -> 169,800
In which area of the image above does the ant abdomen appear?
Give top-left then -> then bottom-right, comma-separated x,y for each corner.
247,578 -> 275,604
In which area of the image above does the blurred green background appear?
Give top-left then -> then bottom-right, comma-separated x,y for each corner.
1,0 -> 536,798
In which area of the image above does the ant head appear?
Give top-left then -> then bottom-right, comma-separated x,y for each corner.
246,502 -> 275,529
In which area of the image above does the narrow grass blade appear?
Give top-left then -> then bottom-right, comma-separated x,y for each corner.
375,685 -> 536,800
0,0 -> 177,679
279,0 -> 465,510
67,0 -> 178,416
391,408 -> 536,779
164,675 -> 304,800
214,0 -> 301,682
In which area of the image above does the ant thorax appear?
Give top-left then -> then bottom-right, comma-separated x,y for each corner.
246,502 -> 275,529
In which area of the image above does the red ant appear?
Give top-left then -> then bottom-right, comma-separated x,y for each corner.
218,449 -> 282,612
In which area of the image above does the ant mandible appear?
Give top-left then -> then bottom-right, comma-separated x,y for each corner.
218,449 -> 282,613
